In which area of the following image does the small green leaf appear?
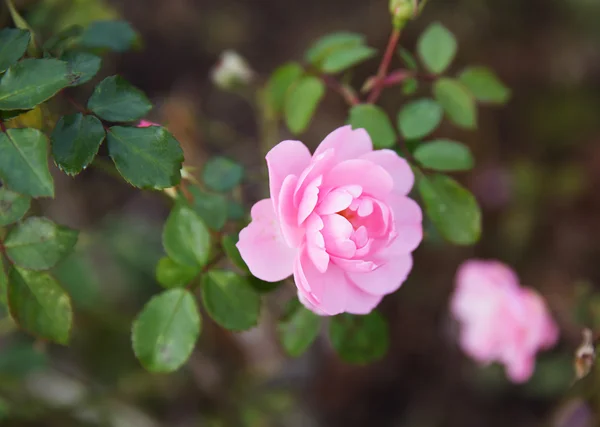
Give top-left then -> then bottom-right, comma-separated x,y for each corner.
348,104 -> 396,149
433,78 -> 477,129
329,312 -> 389,364
265,62 -> 304,114
0,29 -> 30,72
155,257 -> 199,289
42,25 -> 84,54
0,188 -> 30,227
189,187 -> 228,231
414,139 -> 474,171
397,47 -> 418,70
0,59 -> 70,110
202,157 -> 244,192
278,305 -> 321,357
51,113 -> 105,175
321,45 -> 377,74
4,217 -> 79,270
397,98 -> 443,140
53,252 -> 101,310
221,234 -> 249,273
227,199 -> 246,221
0,128 -> 54,198
0,341 -> 48,378
162,203 -> 210,269
402,78 -> 418,95
417,22 -> 457,74
88,76 -> 152,122
8,267 -> 73,345
284,76 -> 325,135
132,288 -> 200,373
305,32 -> 365,65
418,174 -> 481,245
458,66 -> 511,104
80,20 -> 137,52
61,51 -> 102,87
202,270 -> 261,331
107,125 -> 183,189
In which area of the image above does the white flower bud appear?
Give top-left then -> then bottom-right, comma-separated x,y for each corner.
210,50 -> 254,90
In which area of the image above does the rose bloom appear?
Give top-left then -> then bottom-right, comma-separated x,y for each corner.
237,126 -> 423,315
450,260 -> 559,383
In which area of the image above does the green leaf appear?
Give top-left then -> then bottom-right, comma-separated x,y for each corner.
42,25 -> 84,54
417,22 -> 457,74
4,217 -> 79,270
278,305 -> 321,357
321,45 -> 376,74
107,125 -> 183,189
162,203 -> 210,269
132,288 -> 201,373
5,0 -> 36,55
0,59 -> 70,110
202,157 -> 244,193
155,257 -> 199,289
348,104 -> 396,149
61,51 -> 102,87
0,257 -> 7,311
329,312 -> 389,364
221,234 -> 249,273
305,32 -> 365,65
0,29 -> 30,72
458,66 -> 511,104
202,270 -> 260,331
402,78 -> 418,95
88,75 -> 152,122
51,113 -> 105,175
53,252 -> 101,310
413,139 -> 474,171
397,47 -> 418,70
0,341 -> 48,378
0,188 -> 30,227
189,187 -> 228,231
80,20 -> 137,52
265,62 -> 304,114
284,76 -> 325,135
0,128 -> 54,198
433,78 -> 477,129
418,174 -> 481,245
8,267 -> 73,344
227,199 -> 246,221
397,98 -> 443,140
248,276 -> 283,294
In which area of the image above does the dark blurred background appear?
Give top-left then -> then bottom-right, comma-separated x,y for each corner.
2,0 -> 600,426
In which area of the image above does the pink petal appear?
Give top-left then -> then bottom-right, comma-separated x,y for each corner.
138,120 -> 159,127
294,248 -> 347,315
313,125 -> 373,163
297,290 -> 327,315
324,159 -> 393,199
361,149 -> 414,196
237,199 -> 297,282
266,140 -> 311,209
342,280 -> 383,315
293,148 -> 335,206
277,175 -> 304,247
297,176 -> 322,225
347,254 -> 413,296
387,194 -> 423,254
316,187 -> 358,215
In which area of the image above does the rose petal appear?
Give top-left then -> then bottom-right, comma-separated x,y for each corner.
278,175 -> 304,247
347,254 -> 413,296
361,149 -> 414,196
313,125 -> 373,163
266,140 -> 311,209
297,176 -> 322,225
237,199 -> 297,282
324,159 -> 393,199
387,194 -> 423,254
343,279 -> 383,315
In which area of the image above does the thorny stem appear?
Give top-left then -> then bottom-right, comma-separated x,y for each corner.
367,28 -> 401,103
322,76 -> 359,106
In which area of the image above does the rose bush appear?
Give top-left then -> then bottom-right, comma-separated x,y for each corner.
237,125 -> 423,315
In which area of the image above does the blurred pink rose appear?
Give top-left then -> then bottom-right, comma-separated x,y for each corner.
138,120 -> 159,127
450,260 -> 559,383
237,125 -> 423,315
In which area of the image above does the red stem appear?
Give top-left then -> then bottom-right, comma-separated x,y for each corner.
367,28 -> 401,103
0,121 -> 6,133
323,76 -> 359,106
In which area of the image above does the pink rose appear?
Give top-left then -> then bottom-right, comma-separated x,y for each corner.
138,120 -> 159,127
450,260 -> 559,383
236,125 -> 423,315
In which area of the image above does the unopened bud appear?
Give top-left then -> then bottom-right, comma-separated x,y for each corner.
210,50 -> 254,90
574,328 -> 596,380
389,0 -> 414,29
